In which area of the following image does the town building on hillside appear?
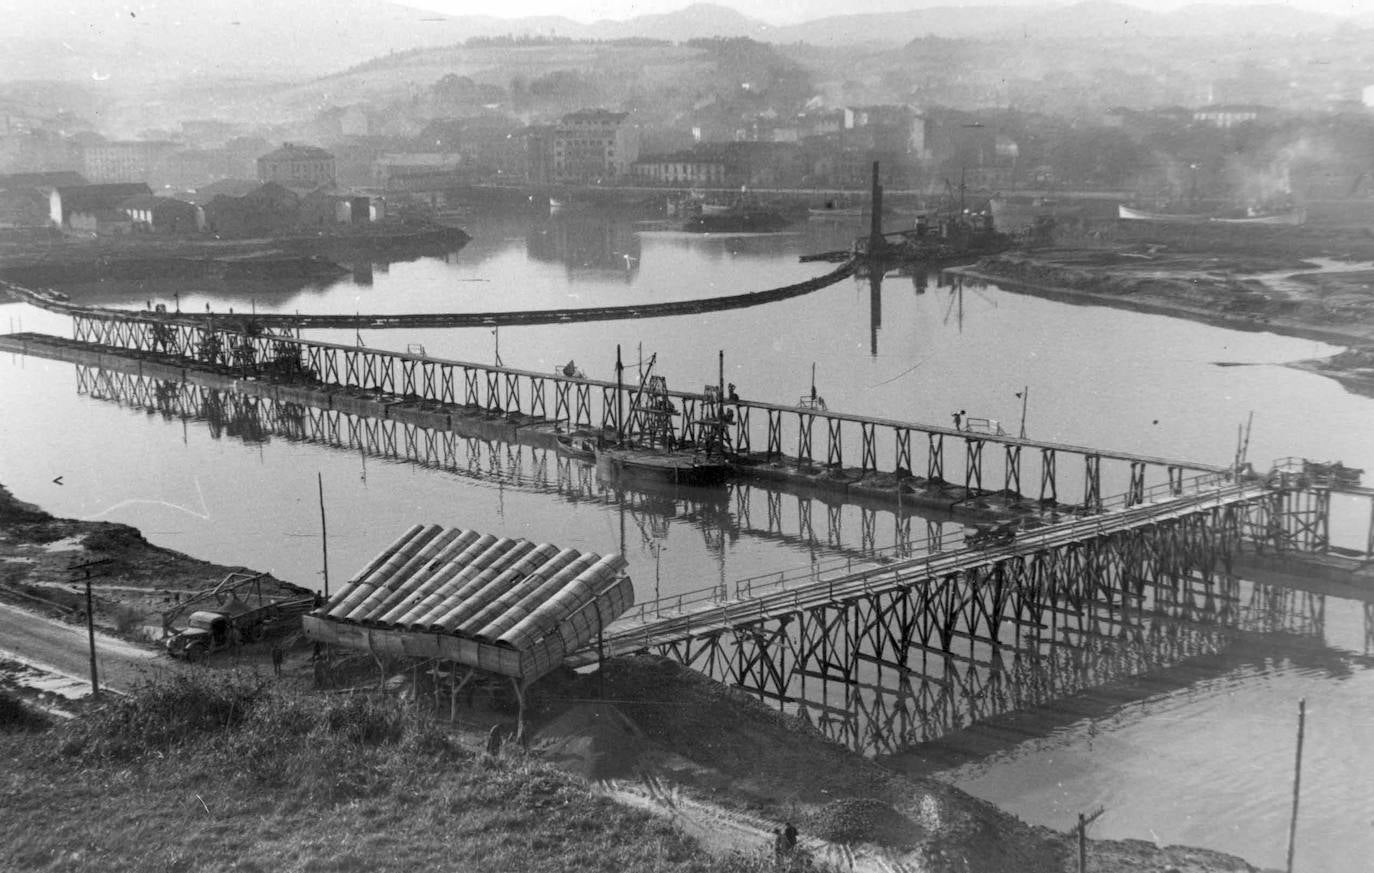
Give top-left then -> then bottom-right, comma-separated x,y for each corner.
81,140 -> 178,183
50,182 -> 152,229
694,141 -> 805,188
553,110 -> 639,183
121,194 -> 203,234
632,151 -> 728,186
256,143 -> 336,187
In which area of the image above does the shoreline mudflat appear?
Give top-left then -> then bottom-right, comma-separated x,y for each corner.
961,246 -> 1374,398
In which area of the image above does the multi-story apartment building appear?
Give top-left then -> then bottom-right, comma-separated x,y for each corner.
552,110 -> 639,184
256,143 -> 336,187
81,140 -> 178,183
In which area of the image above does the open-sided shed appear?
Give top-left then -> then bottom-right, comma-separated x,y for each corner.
302,525 -> 633,732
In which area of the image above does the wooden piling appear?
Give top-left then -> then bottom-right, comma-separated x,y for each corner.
1286,698 -> 1306,873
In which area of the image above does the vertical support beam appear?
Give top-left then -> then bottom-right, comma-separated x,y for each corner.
1128,462 -> 1147,507
1040,448 -> 1058,504
798,412 -> 814,467
826,416 -> 843,469
928,432 -> 944,482
1168,465 -> 1184,496
895,427 -> 911,474
1004,444 -> 1022,497
1315,489 -> 1331,554
861,421 -> 877,474
767,409 -> 783,460
1084,454 -> 1102,513
964,437 -> 984,493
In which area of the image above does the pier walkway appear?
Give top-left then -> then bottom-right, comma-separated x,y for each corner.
1,307 -> 1227,514
585,477 -> 1265,659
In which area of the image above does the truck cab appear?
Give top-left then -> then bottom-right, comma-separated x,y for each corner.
166,610 -> 238,660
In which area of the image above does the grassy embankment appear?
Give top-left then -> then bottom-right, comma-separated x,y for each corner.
0,674 -> 783,873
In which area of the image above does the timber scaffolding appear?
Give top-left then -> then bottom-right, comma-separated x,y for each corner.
571,475 -> 1358,754
5,312 -> 1370,754
3,305 -> 1231,517
60,366 -> 1361,756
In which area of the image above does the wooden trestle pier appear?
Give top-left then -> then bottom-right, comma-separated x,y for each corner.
570,476 -> 1345,751
44,306 -> 1229,511
4,299 -> 1367,753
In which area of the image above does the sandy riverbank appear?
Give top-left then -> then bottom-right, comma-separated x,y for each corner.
961,244 -> 1374,399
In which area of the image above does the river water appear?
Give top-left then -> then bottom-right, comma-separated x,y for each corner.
2,208 -> 1372,870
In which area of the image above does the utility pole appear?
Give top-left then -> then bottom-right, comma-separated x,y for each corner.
317,471 -> 330,598
1076,806 -> 1105,873
615,344 -> 625,446
69,559 -> 112,699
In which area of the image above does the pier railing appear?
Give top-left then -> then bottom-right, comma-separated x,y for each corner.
616,470 -> 1240,625
65,306 -> 1225,513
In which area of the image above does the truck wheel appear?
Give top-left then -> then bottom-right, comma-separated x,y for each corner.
184,642 -> 209,662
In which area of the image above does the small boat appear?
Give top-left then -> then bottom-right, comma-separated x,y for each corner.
555,433 -> 598,463
1117,204 -> 1212,223
595,445 -> 731,487
1118,203 -> 1306,226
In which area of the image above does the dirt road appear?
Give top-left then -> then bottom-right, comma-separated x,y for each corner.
0,601 -> 172,697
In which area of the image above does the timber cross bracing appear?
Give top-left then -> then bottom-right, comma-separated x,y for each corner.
583,482 -> 1270,673
62,309 -> 1225,512
579,481 -> 1323,754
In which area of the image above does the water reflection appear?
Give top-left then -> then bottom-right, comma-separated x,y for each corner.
74,363 -> 960,569
527,214 -> 641,281
861,268 -> 993,355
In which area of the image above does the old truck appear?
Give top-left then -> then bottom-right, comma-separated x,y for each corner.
163,571 -> 316,661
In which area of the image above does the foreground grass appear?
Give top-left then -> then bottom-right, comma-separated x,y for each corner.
0,676 -> 781,873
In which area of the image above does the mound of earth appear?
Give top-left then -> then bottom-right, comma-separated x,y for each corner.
809,797 -> 919,848
530,702 -> 655,781
535,656 -> 1068,872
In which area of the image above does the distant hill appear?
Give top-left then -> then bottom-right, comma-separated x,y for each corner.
1,0 -> 1353,87
765,1 -> 1346,45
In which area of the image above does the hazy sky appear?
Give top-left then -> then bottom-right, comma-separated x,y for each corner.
397,0 -> 1366,25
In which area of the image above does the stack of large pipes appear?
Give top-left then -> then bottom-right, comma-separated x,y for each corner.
322,524 -> 439,618
312,525 -> 637,678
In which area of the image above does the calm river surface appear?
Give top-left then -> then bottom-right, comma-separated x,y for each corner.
2,208 -> 1372,870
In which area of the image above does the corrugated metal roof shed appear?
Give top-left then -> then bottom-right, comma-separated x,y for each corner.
302,525 -> 633,683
